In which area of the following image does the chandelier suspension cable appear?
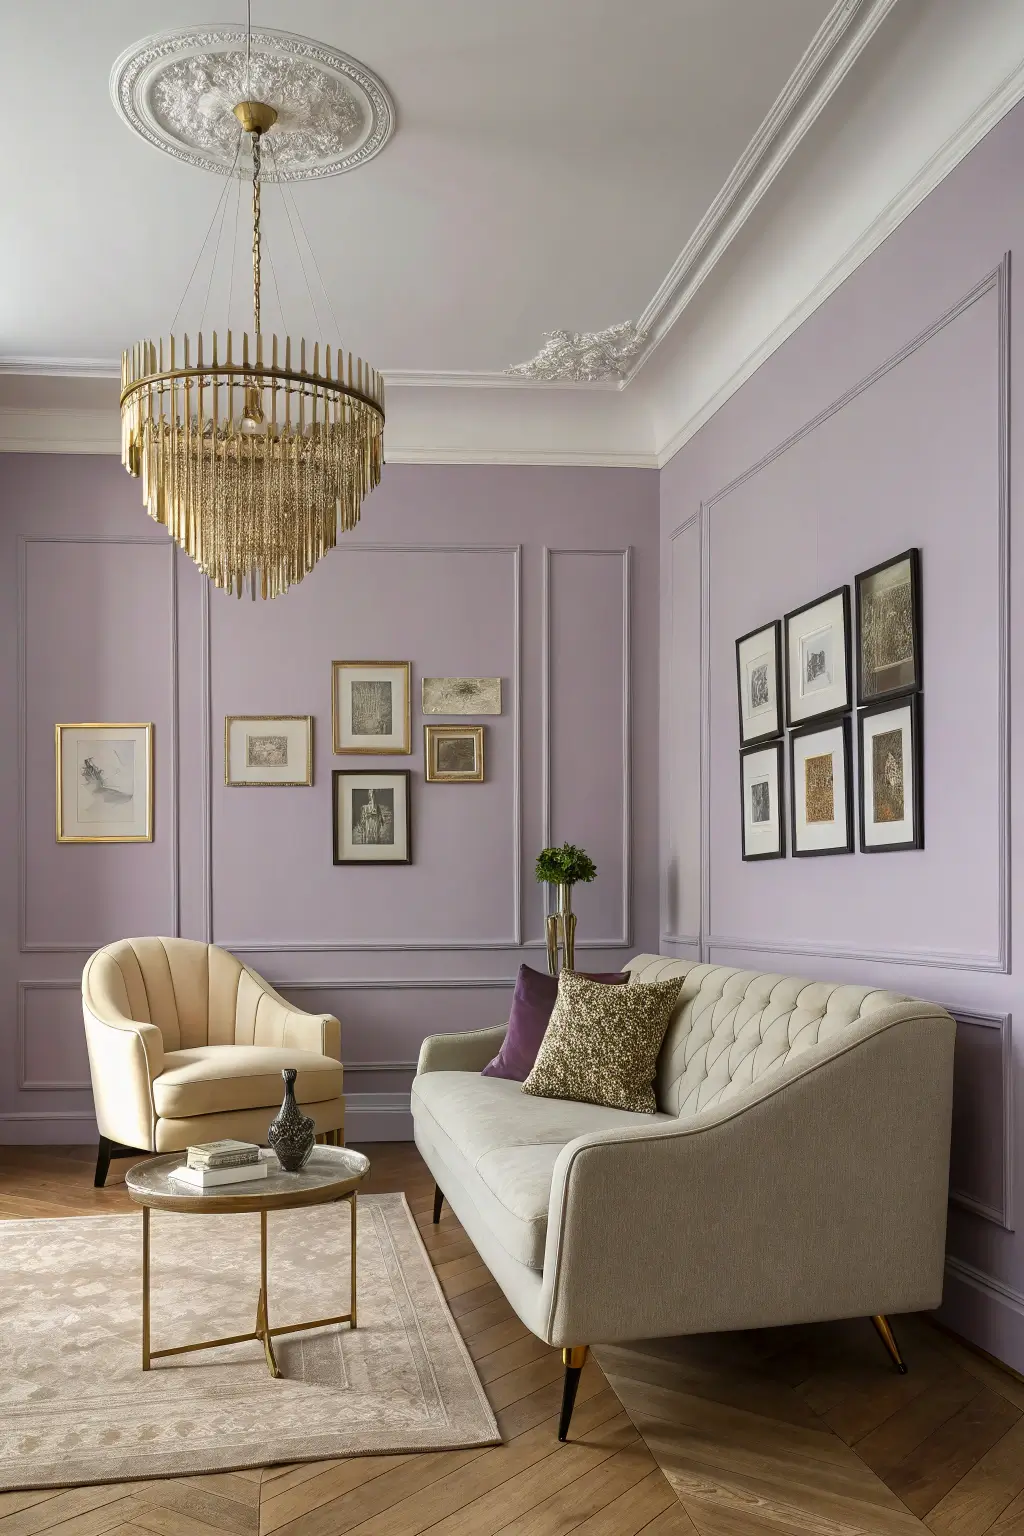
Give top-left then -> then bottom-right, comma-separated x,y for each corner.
166,133 -> 241,338
268,135 -> 341,340
198,131 -> 242,337
266,136 -> 329,340
250,126 -> 262,336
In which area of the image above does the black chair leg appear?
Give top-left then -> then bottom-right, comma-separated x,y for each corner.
558,1346 -> 589,1440
94,1136 -> 113,1189
432,1185 -> 444,1224
871,1314 -> 908,1374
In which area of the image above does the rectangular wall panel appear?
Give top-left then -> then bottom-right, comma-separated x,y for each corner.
19,982 -> 90,1091
949,1013 -> 1013,1229
664,518 -> 701,944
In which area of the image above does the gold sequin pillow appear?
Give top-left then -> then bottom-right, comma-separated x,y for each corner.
522,970 -> 682,1114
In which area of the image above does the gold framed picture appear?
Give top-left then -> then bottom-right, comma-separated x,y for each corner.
225,716 -> 313,786
55,723 -> 153,843
424,724 -> 484,783
332,661 -> 411,754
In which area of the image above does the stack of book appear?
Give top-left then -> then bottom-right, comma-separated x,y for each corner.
169,1139 -> 268,1190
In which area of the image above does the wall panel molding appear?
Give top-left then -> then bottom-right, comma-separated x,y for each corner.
948,1009 -> 1014,1231
16,980 -> 89,1090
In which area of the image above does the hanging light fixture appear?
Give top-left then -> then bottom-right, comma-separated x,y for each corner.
117,16 -> 386,599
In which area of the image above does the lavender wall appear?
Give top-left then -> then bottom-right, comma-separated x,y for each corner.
0,457 -> 659,1142
660,99 -> 1024,1370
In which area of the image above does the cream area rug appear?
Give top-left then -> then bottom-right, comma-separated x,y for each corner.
0,1193 -> 499,1490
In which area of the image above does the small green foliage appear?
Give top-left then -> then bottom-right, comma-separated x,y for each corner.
534,842 -> 597,887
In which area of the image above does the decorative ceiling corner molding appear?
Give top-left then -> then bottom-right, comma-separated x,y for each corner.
0,357 -> 119,379
506,323 -> 647,384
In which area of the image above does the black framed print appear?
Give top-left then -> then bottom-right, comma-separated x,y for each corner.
789,716 -> 854,856
855,547 -> 921,705
332,770 -> 412,864
740,741 -> 785,861
736,620 -> 783,745
784,585 -> 852,727
858,695 -> 923,852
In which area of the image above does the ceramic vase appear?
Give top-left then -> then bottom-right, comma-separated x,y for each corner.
268,1068 -> 315,1172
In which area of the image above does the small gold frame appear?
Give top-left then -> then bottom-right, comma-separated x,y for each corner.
55,723 -> 154,843
424,724 -> 484,783
224,715 -> 314,786
332,660 -> 411,755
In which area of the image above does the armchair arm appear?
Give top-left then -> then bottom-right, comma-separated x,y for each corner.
417,1025 -> 508,1075
239,966 -> 341,1059
538,1005 -> 955,1348
82,1006 -> 163,1150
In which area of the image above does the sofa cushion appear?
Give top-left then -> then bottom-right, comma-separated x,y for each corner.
482,964 -> 627,1082
153,1046 -> 342,1120
411,1070 -> 674,1269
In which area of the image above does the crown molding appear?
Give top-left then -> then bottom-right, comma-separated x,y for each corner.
0,409 -> 119,454
0,357 -> 119,378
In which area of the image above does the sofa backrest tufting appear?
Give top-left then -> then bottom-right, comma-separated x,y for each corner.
626,954 -> 914,1120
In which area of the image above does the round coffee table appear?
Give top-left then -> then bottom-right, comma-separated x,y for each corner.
126,1146 -> 370,1378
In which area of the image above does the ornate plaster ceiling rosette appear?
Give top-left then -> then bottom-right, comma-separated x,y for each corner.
110,26 -> 395,180
506,322 -> 648,383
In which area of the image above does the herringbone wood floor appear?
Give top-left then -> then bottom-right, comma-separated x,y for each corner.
1,1145 -> 1023,1536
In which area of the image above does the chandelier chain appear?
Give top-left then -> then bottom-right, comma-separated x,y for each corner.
251,131 -> 262,336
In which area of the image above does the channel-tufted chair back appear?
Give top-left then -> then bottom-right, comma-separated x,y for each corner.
626,954 -> 913,1120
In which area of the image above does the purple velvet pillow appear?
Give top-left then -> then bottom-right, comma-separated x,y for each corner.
482,964 -> 628,1082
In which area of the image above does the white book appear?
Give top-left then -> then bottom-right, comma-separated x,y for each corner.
169,1160 -> 270,1190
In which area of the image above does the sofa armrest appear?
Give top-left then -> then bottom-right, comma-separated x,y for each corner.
538,1005 -> 955,1347
240,966 -> 341,1059
417,1025 -> 508,1075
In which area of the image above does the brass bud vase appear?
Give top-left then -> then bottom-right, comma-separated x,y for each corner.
546,882 -> 576,975
268,1068 -> 315,1172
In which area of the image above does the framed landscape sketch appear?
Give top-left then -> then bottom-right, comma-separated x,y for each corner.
739,741 -> 785,861
855,547 -> 921,704
789,716 -> 853,856
333,770 -> 412,864
736,620 -> 782,745
421,677 -> 501,715
784,586 -> 851,727
332,661 -> 410,754
858,695 -> 923,852
55,723 -> 153,843
425,724 -> 484,783
225,716 -> 313,786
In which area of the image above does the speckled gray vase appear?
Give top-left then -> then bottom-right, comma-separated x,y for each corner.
267,1068 -> 316,1172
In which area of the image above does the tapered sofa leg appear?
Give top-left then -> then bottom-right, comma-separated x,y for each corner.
558,1346 -> 589,1441
432,1185 -> 444,1224
94,1136 -> 113,1189
871,1314 -> 908,1374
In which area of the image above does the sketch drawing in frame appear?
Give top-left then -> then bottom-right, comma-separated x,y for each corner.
789,716 -> 854,856
858,695 -> 923,852
784,586 -> 852,727
332,662 -> 411,754
421,678 -> 501,715
424,725 -> 485,783
333,769 -> 412,864
740,741 -> 785,861
736,620 -> 782,745
855,548 -> 921,705
55,722 -> 153,843
225,716 -> 313,786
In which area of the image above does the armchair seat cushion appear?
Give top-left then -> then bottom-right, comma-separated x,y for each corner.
153,1045 -> 342,1120
412,1070 -> 674,1269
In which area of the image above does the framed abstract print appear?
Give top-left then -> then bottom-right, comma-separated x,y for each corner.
740,741 -> 785,861
855,547 -> 921,704
332,661 -> 411,755
225,716 -> 313,786
735,620 -> 782,745
424,724 -> 484,783
421,677 -> 502,715
789,716 -> 853,856
858,695 -> 923,852
333,769 -> 412,864
55,723 -> 153,843
784,586 -> 851,727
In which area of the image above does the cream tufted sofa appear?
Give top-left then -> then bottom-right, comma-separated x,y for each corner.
83,937 -> 344,1185
412,953 -> 956,1440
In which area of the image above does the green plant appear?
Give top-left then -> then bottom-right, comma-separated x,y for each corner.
534,842 -> 597,887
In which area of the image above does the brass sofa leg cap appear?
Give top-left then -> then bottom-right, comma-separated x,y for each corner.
871,1314 -> 908,1374
558,1346 -> 589,1441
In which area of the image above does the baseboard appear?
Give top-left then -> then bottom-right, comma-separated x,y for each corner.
938,1255 -> 1024,1378
344,1093 -> 413,1143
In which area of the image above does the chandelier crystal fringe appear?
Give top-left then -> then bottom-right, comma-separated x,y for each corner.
120,101 -> 384,599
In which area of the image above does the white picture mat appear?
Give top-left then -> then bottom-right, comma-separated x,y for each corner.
862,703 -> 915,847
742,747 -> 781,856
226,717 -> 311,785
334,664 -> 409,752
787,591 -> 848,722
737,628 -> 779,741
336,774 -> 409,861
792,722 -> 848,851
58,724 -> 151,840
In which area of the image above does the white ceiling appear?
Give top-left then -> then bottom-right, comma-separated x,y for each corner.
0,0 -> 835,373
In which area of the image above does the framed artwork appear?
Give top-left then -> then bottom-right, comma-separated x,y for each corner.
333,770 -> 412,864
225,716 -> 313,786
784,585 -> 852,727
332,661 -> 410,755
55,723 -> 153,843
739,741 -> 785,861
425,724 -> 484,783
735,620 -> 782,745
789,716 -> 854,857
421,677 -> 502,715
858,695 -> 923,852
855,547 -> 921,704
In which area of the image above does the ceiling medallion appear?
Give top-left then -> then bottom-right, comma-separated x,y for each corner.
110,25 -> 395,180
506,322 -> 648,383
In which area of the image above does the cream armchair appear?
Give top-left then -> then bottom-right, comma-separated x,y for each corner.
83,937 -> 343,1186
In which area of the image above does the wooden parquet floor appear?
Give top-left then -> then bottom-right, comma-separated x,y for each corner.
1,1145 -> 1022,1536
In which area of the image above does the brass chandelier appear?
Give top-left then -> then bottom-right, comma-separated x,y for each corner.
120,101 -> 385,599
